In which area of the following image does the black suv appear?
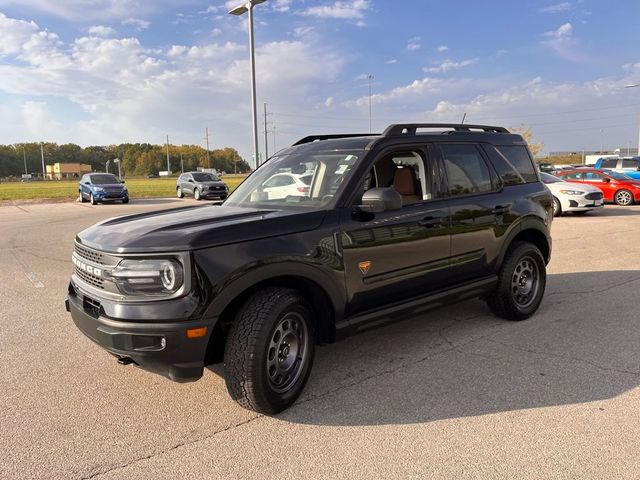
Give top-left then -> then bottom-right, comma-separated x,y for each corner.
66,124 -> 553,414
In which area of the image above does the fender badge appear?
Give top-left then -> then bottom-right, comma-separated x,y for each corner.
358,261 -> 372,275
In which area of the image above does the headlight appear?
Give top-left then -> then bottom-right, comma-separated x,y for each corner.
110,258 -> 184,296
559,189 -> 583,195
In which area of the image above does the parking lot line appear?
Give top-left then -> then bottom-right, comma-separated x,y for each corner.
13,251 -> 44,288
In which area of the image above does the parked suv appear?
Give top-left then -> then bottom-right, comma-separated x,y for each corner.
65,124 -> 553,414
79,173 -> 129,205
594,156 -> 640,179
176,171 -> 228,200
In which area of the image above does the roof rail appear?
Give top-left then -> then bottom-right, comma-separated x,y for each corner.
293,133 -> 377,146
382,123 -> 509,136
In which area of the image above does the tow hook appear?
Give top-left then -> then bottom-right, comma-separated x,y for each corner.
117,356 -> 135,366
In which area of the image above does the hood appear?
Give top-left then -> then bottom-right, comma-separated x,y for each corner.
196,181 -> 226,187
76,204 -> 327,253
545,181 -> 601,193
94,183 -> 125,188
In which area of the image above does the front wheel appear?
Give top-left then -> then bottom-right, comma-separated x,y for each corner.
224,287 -> 315,414
487,241 -> 546,321
79,190 -> 87,203
193,188 -> 201,201
90,193 -> 98,205
552,197 -> 561,217
122,197 -> 129,204
615,189 -> 634,206
176,187 -> 184,198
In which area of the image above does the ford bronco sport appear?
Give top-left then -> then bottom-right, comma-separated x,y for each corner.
65,123 -> 553,414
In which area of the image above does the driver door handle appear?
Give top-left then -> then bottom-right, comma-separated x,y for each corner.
492,205 -> 511,215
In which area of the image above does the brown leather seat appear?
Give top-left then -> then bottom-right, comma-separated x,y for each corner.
393,167 -> 421,205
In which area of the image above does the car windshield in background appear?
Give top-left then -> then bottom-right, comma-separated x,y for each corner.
192,173 -> 219,182
90,174 -> 120,184
540,173 -> 562,184
225,150 -> 364,209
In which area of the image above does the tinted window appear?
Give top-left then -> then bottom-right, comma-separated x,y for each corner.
299,174 -> 313,185
90,174 -> 119,184
441,144 -> 494,196
621,159 -> 639,169
540,173 -> 561,184
495,146 -> 537,183
583,172 -> 603,182
600,158 -> 619,169
562,172 -> 583,180
192,173 -> 219,182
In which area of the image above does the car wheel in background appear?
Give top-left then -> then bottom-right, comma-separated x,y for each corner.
122,197 -> 129,204
194,188 -> 201,201
552,197 -> 561,217
176,187 -> 184,198
90,193 -> 98,205
614,189 -> 633,206
79,190 -> 87,203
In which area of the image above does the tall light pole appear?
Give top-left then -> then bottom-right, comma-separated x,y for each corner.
263,101 -> 269,161
114,158 -> 121,179
367,74 -> 374,133
625,83 -> 640,156
229,0 -> 266,170
40,143 -> 45,180
23,145 -> 27,174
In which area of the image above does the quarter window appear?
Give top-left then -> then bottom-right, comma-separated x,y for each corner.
441,144 -> 494,196
621,159 -> 639,169
495,146 -> 538,183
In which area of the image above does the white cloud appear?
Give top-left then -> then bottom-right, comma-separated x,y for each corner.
407,37 -> 420,51
545,22 -> 573,38
437,45 -> 448,52
0,0 -> 174,21
122,18 -> 150,30
293,26 -> 315,37
540,2 -> 572,13
424,58 -> 478,74
212,28 -> 223,36
325,96 -> 334,107
87,25 -> 116,37
301,0 -> 370,20
271,0 -> 292,12
0,12 -> 39,55
386,59 -> 397,64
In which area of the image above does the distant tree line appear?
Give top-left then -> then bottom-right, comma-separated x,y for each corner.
0,142 -> 251,178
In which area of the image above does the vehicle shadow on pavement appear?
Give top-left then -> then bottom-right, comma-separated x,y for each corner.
581,206 -> 640,217
279,270 -> 640,425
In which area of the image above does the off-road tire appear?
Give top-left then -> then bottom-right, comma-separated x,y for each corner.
224,287 -> 315,414
552,197 -> 561,217
615,189 -> 633,206
176,187 -> 184,198
487,241 -> 546,321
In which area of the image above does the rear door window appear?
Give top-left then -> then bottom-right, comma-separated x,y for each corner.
440,144 -> 495,196
621,159 -> 639,169
600,158 -> 619,169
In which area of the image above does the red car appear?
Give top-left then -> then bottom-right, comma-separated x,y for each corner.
555,169 -> 640,206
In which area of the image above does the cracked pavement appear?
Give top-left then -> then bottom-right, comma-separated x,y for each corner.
1,199 -> 639,479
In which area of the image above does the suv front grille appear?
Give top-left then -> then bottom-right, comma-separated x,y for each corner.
75,244 -> 104,265
75,267 -> 104,289
585,192 -> 603,200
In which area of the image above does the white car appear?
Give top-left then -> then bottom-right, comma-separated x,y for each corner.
540,172 -> 604,216
261,173 -> 312,199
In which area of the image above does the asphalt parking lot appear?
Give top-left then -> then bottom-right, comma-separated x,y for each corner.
1,199 -> 639,479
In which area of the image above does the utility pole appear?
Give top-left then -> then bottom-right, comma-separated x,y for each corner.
263,102 -> 269,162
180,153 -> 184,173
205,128 -> 211,169
166,135 -> 170,173
23,145 -> 27,174
367,74 -> 374,133
40,143 -> 45,180
272,123 -> 277,153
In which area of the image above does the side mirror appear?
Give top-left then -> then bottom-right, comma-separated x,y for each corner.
188,179 -> 194,183
603,177 -> 611,183
357,188 -> 402,213
84,181 -> 90,185
120,180 -> 125,184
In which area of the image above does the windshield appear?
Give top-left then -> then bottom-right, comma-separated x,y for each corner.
225,149 -> 364,209
90,174 -> 119,184
540,172 -> 561,184
607,171 -> 632,180
192,173 -> 219,182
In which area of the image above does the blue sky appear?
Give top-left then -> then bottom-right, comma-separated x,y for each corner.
1,0 -> 640,161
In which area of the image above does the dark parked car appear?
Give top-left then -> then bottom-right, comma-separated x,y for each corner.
79,173 -> 129,205
66,123 -> 553,414
176,171 -> 228,200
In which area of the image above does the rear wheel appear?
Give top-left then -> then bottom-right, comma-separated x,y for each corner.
194,188 -> 201,201
224,287 -> 315,414
614,189 -> 633,206
552,197 -> 561,217
487,241 -> 546,321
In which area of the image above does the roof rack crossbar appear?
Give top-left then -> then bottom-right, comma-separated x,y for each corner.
382,123 -> 509,136
293,133 -> 377,146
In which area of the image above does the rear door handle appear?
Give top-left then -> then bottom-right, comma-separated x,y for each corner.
492,205 -> 511,215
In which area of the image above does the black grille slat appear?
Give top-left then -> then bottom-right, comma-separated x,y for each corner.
585,192 -> 603,200
75,267 -> 104,289
75,244 -> 105,265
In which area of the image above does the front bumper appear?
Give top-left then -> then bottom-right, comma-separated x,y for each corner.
65,283 -> 213,382
94,191 -> 128,202
561,195 -> 604,211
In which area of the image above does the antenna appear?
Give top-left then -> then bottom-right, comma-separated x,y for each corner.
461,112 -> 467,124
